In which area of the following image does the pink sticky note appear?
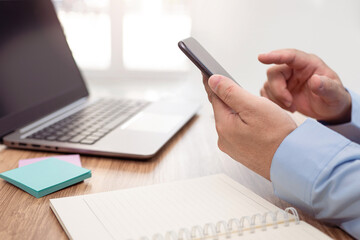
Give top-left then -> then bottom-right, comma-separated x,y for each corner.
18,154 -> 82,168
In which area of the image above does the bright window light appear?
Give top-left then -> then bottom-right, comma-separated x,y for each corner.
123,14 -> 191,71
53,0 -> 111,70
53,0 -> 192,75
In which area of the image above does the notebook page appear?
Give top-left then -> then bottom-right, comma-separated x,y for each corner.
83,174 -> 282,239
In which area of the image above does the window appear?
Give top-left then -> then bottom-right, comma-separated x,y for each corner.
53,0 -> 192,81
53,0 -> 111,70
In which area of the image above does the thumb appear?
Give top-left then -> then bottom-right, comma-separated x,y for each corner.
208,74 -> 253,113
210,94 -> 234,123
308,74 -> 342,101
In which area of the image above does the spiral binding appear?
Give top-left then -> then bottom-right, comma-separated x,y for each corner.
136,207 -> 300,240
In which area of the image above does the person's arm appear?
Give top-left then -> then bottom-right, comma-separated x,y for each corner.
271,119 -> 360,238
321,90 -> 360,143
203,74 -> 360,238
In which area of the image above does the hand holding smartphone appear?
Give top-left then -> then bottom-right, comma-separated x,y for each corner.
178,37 -> 239,86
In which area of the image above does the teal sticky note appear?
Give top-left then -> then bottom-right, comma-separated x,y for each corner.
0,158 -> 91,198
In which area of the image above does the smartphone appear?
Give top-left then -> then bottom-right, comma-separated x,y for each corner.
178,37 -> 239,85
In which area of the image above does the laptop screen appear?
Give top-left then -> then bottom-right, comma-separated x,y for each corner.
0,0 -> 89,138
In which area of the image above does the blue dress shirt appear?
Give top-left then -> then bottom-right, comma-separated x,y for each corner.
271,90 -> 360,238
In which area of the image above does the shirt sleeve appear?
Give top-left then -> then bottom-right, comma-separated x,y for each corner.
271,119 -> 360,238
322,90 -> 360,143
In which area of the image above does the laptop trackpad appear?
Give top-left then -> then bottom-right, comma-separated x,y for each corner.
122,113 -> 183,133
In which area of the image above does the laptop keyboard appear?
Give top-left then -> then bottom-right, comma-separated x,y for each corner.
27,99 -> 149,145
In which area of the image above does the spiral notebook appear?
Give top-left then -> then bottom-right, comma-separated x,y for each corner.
50,174 -> 331,239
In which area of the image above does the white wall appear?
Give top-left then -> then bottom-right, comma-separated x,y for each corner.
188,0 -> 360,95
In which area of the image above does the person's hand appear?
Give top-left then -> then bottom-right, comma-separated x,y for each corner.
203,74 -> 297,180
258,49 -> 351,124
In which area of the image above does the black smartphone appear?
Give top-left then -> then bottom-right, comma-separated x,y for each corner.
178,37 -> 239,85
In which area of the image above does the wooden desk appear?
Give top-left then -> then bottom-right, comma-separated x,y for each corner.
0,103 -> 353,239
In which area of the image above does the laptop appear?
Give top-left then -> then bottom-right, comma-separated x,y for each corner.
0,0 -> 199,159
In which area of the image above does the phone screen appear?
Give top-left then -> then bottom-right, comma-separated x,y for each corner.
178,37 -> 238,85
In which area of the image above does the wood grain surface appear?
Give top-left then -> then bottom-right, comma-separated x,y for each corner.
0,104 -> 354,240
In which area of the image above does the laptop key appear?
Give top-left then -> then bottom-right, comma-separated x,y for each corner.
57,135 -> 72,142
45,136 -> 57,141
85,136 -> 100,141
69,135 -> 87,143
90,132 -> 105,138
80,139 -> 96,144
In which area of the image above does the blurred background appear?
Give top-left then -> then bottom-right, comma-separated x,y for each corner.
52,0 -> 360,100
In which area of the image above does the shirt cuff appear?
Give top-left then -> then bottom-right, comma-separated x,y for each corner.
322,90 -> 360,143
270,119 -> 351,214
